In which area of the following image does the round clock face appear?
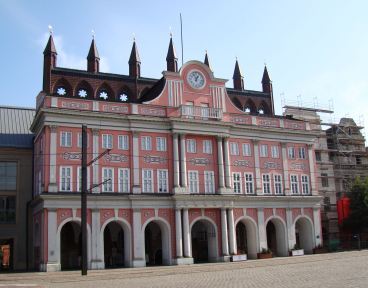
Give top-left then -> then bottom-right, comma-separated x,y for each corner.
187,70 -> 205,89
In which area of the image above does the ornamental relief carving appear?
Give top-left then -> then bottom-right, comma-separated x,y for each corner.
143,155 -> 167,164
61,101 -> 89,110
258,119 -> 279,127
263,162 -> 282,169
230,116 -> 251,124
140,107 -> 166,116
102,105 -> 129,113
234,160 -> 250,167
188,158 -> 210,166
63,152 -> 81,160
104,154 -> 128,163
290,162 -> 306,170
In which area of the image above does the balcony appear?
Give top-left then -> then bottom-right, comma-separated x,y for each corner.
180,105 -> 223,120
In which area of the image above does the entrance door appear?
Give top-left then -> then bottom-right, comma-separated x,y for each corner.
144,222 -> 162,266
104,222 -> 125,268
60,222 -> 81,270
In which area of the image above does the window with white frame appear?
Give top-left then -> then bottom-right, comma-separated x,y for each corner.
60,166 -> 72,191
141,136 -> 152,151
118,168 -> 130,193
77,133 -> 90,148
156,137 -> 167,152
118,135 -> 129,150
233,172 -> 242,194
188,171 -> 199,193
290,175 -> 299,194
102,167 -> 114,192
262,174 -> 271,194
102,134 -> 113,149
142,169 -> 153,193
271,145 -> 279,158
245,173 -> 254,194
203,140 -> 212,154
260,144 -> 268,157
204,171 -> 215,194
242,143 -> 251,156
288,147 -> 295,159
187,139 -> 196,153
301,175 -> 310,195
157,169 -> 168,193
230,142 -> 239,156
274,174 -> 283,195
60,132 -> 72,147
298,147 -> 306,159
77,167 -> 90,192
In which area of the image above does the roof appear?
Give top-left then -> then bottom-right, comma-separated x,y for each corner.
0,106 -> 35,148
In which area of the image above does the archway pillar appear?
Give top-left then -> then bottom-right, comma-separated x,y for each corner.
286,208 -> 296,250
90,209 -> 104,269
221,208 -> 229,257
257,208 -> 267,251
313,207 -> 322,247
132,209 -> 145,267
183,209 -> 192,258
227,209 -> 237,255
45,209 -> 61,272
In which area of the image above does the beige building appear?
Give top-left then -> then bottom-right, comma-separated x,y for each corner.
0,106 -> 35,270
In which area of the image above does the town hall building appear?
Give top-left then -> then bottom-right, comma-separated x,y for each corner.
30,33 -> 322,271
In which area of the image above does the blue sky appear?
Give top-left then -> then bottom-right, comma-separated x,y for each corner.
0,0 -> 367,136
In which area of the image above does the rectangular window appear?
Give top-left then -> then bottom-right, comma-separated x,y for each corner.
77,167 -> 91,192
118,135 -> 129,150
321,173 -> 329,187
204,171 -> 215,194
203,140 -> 212,154
141,136 -> 152,151
0,196 -> 16,224
233,172 -> 242,194
60,131 -> 72,147
230,142 -> 239,156
0,162 -> 17,190
315,151 -> 321,162
288,147 -> 295,159
60,166 -> 72,192
262,174 -> 271,194
290,175 -> 299,194
118,168 -> 130,193
260,144 -> 268,157
156,137 -> 167,152
274,174 -> 283,195
242,143 -> 251,156
299,147 -> 306,159
187,139 -> 196,153
188,171 -> 199,193
301,175 -> 310,195
157,169 -> 168,193
102,168 -> 114,192
77,133 -> 90,148
271,146 -> 279,158
102,134 -> 113,149
245,173 -> 254,194
142,169 -> 153,193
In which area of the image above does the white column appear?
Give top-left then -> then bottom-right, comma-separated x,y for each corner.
46,209 -> 60,271
92,128 -> 100,193
253,140 -> 262,195
48,125 -> 57,192
90,209 -> 104,269
132,208 -> 145,267
180,134 -> 187,188
132,132 -> 141,193
217,137 -> 225,191
173,134 -> 180,189
257,208 -> 267,251
183,208 -> 191,257
221,208 -> 229,256
308,144 -> 317,195
228,208 -> 236,255
223,138 -> 231,188
313,207 -> 322,247
286,208 -> 296,250
281,143 -> 290,195
175,209 -> 183,258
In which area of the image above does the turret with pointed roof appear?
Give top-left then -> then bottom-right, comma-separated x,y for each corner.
233,59 -> 244,90
87,38 -> 100,73
43,34 -> 57,93
262,65 -> 272,93
129,40 -> 141,78
166,36 -> 178,72
204,51 -> 210,69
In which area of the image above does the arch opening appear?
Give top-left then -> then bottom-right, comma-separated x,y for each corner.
191,219 -> 218,263
295,217 -> 314,254
235,219 -> 258,259
60,221 -> 81,270
266,218 -> 288,257
144,221 -> 164,266
103,221 -> 125,268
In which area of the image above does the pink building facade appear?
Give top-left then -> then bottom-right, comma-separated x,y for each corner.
30,35 -> 322,271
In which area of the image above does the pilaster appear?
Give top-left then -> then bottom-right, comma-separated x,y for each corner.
252,140 -> 262,195
92,128 -> 100,193
281,143 -> 290,195
132,131 -> 141,194
48,125 -> 58,192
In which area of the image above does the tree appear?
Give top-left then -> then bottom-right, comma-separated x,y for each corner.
343,177 -> 368,233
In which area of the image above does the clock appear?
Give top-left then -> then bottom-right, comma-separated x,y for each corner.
187,70 -> 205,89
